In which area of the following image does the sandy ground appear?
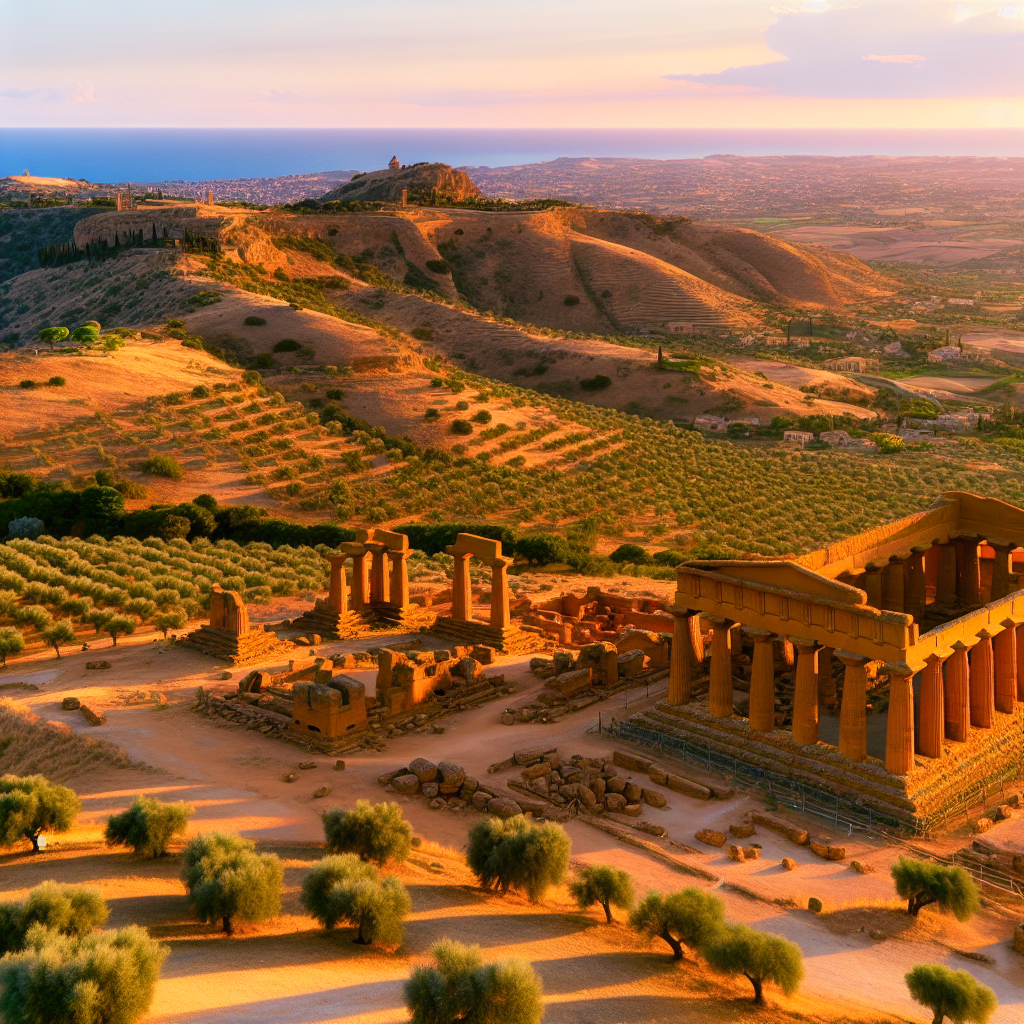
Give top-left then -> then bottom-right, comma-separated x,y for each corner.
897,375 -> 1000,395
961,331 -> 1024,356
2,625 -> 1023,1024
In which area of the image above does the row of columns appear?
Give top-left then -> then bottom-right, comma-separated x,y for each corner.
326,545 -> 411,616
669,608 -> 1024,776
450,552 -> 513,629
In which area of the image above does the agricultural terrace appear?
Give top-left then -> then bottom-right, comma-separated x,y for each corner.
0,535 -> 328,659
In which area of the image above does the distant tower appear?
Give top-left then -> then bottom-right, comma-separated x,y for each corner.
117,191 -> 125,211
389,155 -> 400,170
23,168 -> 29,177
206,189 -> 213,206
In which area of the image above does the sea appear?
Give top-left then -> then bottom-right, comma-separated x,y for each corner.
2,128 -> 1022,184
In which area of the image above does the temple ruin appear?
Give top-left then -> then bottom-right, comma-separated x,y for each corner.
624,492 -> 1024,832
180,584 -> 292,663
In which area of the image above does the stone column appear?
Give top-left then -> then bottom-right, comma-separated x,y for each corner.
882,557 -> 906,612
451,553 -> 472,622
367,542 -> 390,605
925,542 -> 939,605
817,645 -> 836,703
994,620 -> 1017,714
885,668 -> 915,775
838,652 -> 869,762
389,550 -> 410,610
327,554 -> 348,615
937,542 -> 957,611
489,556 -> 513,629
350,551 -> 369,612
707,617 -> 737,719
791,639 -> 820,746
1017,623 -> 1024,702
918,655 -> 944,759
969,630 -> 995,729
904,547 -> 927,623
862,563 -> 884,609
944,641 -> 970,742
747,629 -> 776,732
990,543 -> 1015,601
963,537 -> 982,607
668,610 -> 698,704
953,538 -> 966,605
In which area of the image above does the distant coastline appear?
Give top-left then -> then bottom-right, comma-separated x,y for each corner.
2,127 -> 1023,184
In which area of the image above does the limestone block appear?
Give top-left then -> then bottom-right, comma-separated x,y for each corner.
547,667 -> 591,698
606,777 -> 626,794
487,797 -> 523,819
623,781 -> 643,803
622,803 -> 643,817
407,758 -> 438,782
472,790 -> 490,811
849,861 -> 875,874
590,777 -> 606,800
458,657 -> 482,681
665,774 -> 712,800
448,797 -> 467,809
334,760 -> 346,771
642,789 -> 666,808
461,776 -> 479,797
62,697 -> 81,710
695,828 -> 728,848
501,712 -> 515,725
971,817 -> 995,833
515,748 -> 549,765
85,661 -> 111,670
728,845 -> 746,862
743,846 -> 760,860
996,804 -> 1016,821
617,650 -> 647,677
782,858 -> 797,870
312,786 -> 331,799
648,767 -> 668,785
613,750 -> 654,773
808,897 -> 823,913
522,762 -> 551,780
544,753 -> 562,771
729,823 -> 756,839
80,705 -> 105,726
515,797 -> 547,815
750,812 -> 809,846
809,837 -> 846,860
422,783 -> 439,798
299,761 -> 317,770
392,774 -> 421,795
604,793 -> 627,812
1014,924 -> 1024,956
438,761 -> 466,788
472,645 -> 497,665
429,797 -> 446,810
552,651 -> 575,674
378,768 -> 407,787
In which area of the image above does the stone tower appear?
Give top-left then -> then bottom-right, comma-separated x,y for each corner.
389,155 -> 400,170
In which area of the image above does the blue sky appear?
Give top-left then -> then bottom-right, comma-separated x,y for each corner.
1,0 -> 1021,127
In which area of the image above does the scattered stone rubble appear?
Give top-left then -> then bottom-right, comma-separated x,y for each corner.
520,587 -> 675,645
377,758 -> 534,816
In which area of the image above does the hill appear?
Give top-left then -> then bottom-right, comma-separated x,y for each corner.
319,162 -> 481,204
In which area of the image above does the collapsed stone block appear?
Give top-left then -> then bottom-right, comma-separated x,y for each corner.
743,846 -> 760,860
409,758 -> 438,783
612,751 -> 654,773
782,857 -> 797,870
728,845 -> 746,862
605,793 -> 627,812
487,797 -> 522,819
695,828 -> 727,848
80,705 -> 105,726
751,812 -> 809,846
392,774 -> 421,795
642,789 -> 666,808
62,697 -> 81,710
729,823 -> 756,838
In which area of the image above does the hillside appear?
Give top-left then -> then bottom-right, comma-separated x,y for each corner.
319,162 -> 481,204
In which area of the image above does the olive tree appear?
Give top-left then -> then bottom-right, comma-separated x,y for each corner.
570,864 -> 635,923
41,618 -> 77,658
0,775 -> 81,852
905,963 -> 998,1024
105,796 -> 194,857
0,923 -> 167,1024
0,626 -> 25,668
891,857 -> 981,920
322,800 -> 412,865
405,939 -> 544,1024
37,326 -> 69,350
629,888 -> 724,961
154,608 -> 188,637
0,882 -> 109,955
466,815 -> 570,902
301,853 -> 376,927
104,614 -> 137,647
703,924 -> 804,1005
181,832 -> 282,934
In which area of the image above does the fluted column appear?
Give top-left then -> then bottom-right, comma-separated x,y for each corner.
367,542 -> 390,604
668,610 -> 698,704
451,553 -> 472,622
838,652 -> 869,762
990,543 -> 1014,601
708,617 -> 738,718
994,620 -> 1017,713
904,547 -> 927,623
489,556 -> 512,629
963,537 -> 982,606
389,550 -> 410,609
944,641 -> 970,742
817,645 -> 836,702
327,554 -> 348,614
925,541 -> 939,605
885,668 -> 915,775
882,557 -> 905,612
1017,624 -> 1024,702
747,629 -> 776,732
862,564 -> 884,609
918,655 -> 944,758
937,542 -> 957,611
791,639 -> 820,746
350,551 -> 369,612
969,630 -> 994,729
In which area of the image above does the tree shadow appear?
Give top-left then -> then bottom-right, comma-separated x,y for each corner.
528,950 -> 670,994
403,910 -> 586,947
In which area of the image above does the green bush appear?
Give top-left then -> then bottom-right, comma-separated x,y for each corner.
191,384 -> 211,399
564,295 -> 580,306
425,260 -> 451,275
451,419 -> 473,435
570,864 -> 635,923
609,543 -> 651,565
703,924 -> 803,1005
105,796 -> 194,857
891,857 -> 980,920
629,888 -> 724,960
411,327 -> 434,340
141,454 -> 184,480
273,339 -> 301,353
471,410 -> 492,424
405,939 -> 543,1024
905,963 -> 997,1024
870,431 -> 905,454
0,882 -> 109,955
424,408 -> 440,421
48,376 -> 66,387
580,374 -> 611,391
0,775 -> 81,852
321,800 -> 412,865
273,268 -> 290,282
255,353 -> 275,368
0,923 -> 167,1024
244,316 -> 267,326
466,815 -> 570,901
37,326 -> 69,349
181,832 -> 283,934
166,319 -> 186,329
18,380 -> 35,389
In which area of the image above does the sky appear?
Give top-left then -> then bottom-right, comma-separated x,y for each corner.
1,0 -> 1022,129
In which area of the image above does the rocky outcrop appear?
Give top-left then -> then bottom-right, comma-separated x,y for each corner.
320,164 -> 481,204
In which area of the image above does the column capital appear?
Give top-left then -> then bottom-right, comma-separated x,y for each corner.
836,649 -> 870,666
865,561 -> 887,573
788,635 -> 821,652
924,651 -> 948,665
950,639 -> 973,652
1001,616 -> 1023,630
975,628 -> 993,640
741,626 -> 775,641
910,544 -> 931,555
670,606 -> 701,619
881,660 -> 915,678
704,614 -> 734,627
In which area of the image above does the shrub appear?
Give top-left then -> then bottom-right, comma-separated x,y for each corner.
0,775 -> 81,852
629,888 -> 724,960
181,832 -> 282,933
514,532 -> 571,566
273,268 -> 290,281
425,260 -> 451,275
158,514 -> 191,541
41,619 -> 77,658
104,614 -> 137,646
166,319 -> 186,329
48,376 -> 66,387
0,923 -> 167,1024
154,608 -> 188,637
244,316 -> 267,326
471,410 -> 492,424
451,419 -> 473,435
14,604 -> 52,631
0,882 -> 109,955
424,407 -> 440,421
411,327 -> 434,340
564,295 -> 580,306
905,963 -> 997,1024
870,431 -> 905,454
455,400 -> 470,410
19,380 -> 36,389
321,800 -> 412,865
466,815 -> 570,901
405,939 -> 543,1024
891,857 -> 980,920
255,353 -> 275,368
0,627 -> 25,667
273,338 -> 301,353
191,384 -> 211,399
704,924 -> 803,1005
570,864 -> 635,923
105,796 -> 194,857
8,516 -> 45,539
141,454 -> 184,480
580,374 -> 611,391
38,326 -> 69,349
609,543 -> 652,565
653,548 -> 686,566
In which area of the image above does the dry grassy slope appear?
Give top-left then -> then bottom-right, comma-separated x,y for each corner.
318,161 -> 480,203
